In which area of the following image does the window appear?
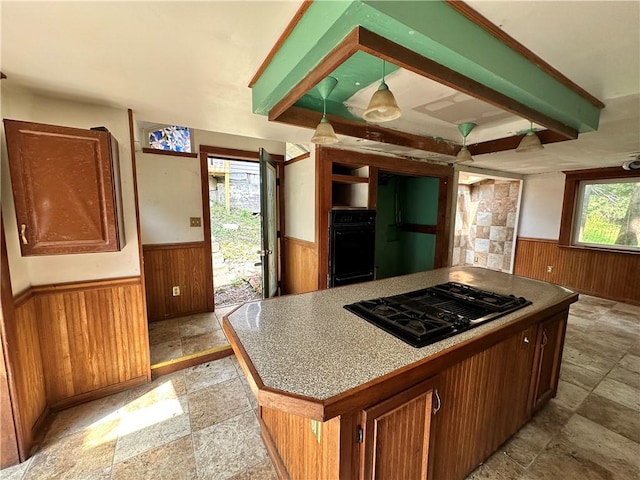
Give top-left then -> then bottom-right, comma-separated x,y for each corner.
559,167 -> 640,252
146,125 -> 193,153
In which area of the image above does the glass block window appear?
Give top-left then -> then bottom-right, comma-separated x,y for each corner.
147,125 -> 192,153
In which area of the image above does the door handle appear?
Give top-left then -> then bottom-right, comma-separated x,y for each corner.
433,389 -> 442,415
257,249 -> 272,257
20,224 -> 28,245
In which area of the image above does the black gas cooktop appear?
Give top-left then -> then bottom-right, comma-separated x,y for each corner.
344,282 -> 531,348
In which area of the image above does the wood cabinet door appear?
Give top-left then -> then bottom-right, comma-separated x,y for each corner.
4,120 -> 122,256
361,376 -> 439,480
431,325 -> 537,480
531,312 -> 567,411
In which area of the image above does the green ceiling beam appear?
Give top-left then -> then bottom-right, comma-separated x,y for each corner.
251,0 -> 602,134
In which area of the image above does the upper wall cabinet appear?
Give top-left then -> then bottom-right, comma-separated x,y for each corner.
4,120 -> 124,256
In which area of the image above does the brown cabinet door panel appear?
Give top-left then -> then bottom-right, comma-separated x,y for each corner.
531,312 -> 566,411
361,377 -> 438,480
4,120 -> 122,255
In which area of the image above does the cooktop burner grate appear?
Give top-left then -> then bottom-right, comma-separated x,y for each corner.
344,282 -> 531,348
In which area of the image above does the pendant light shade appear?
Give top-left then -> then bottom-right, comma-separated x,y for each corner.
363,61 -> 401,123
311,117 -> 338,145
455,122 -> 476,163
311,76 -> 339,145
516,123 -> 544,152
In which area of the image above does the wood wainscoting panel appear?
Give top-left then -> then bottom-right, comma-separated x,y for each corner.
35,279 -> 149,406
143,242 -> 211,321
514,238 -> 640,305
282,237 -> 318,294
261,406 -> 340,480
8,298 -> 47,459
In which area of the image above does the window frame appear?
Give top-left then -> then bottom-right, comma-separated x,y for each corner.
559,167 -> 640,253
142,124 -> 197,158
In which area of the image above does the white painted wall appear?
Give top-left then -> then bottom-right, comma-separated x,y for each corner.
137,153 -> 203,244
1,86 -> 140,292
518,172 -> 566,240
135,125 -> 286,245
284,152 -> 315,242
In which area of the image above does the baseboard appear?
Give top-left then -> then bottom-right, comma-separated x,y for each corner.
49,375 -> 149,412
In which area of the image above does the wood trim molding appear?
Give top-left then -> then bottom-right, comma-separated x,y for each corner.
200,145 -> 285,163
143,241 -> 206,251
141,148 -> 198,158
285,152 -> 310,165
12,289 -> 33,309
558,166 -> 640,247
283,236 -> 316,248
269,26 -> 579,157
248,0 -> 313,88
28,276 -> 142,296
49,375 -> 148,411
445,1 -> 604,109
517,237 -> 558,244
128,108 -> 152,379
198,149 -> 215,313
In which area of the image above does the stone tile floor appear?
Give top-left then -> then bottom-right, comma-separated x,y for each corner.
148,305 -> 237,365
1,295 -> 638,479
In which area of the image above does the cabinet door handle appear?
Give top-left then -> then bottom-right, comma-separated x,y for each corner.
20,224 -> 28,245
523,336 -> 530,344
433,389 -> 442,415
541,329 -> 548,347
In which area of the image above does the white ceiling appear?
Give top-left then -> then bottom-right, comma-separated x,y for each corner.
2,1 -> 639,175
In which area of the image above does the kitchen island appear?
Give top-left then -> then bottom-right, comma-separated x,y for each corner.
222,267 -> 577,480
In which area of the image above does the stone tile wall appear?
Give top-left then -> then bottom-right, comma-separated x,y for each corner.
452,179 -> 521,273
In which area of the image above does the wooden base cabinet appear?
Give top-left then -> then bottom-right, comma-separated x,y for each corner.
255,310 -> 569,480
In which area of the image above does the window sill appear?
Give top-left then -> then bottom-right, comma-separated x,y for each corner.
142,148 -> 198,158
557,243 -> 639,255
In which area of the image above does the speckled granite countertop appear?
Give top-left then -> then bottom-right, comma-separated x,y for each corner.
224,267 -> 576,401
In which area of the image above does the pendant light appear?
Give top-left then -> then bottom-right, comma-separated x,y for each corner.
516,122 -> 544,152
311,76 -> 339,145
363,60 -> 401,123
455,122 -> 476,163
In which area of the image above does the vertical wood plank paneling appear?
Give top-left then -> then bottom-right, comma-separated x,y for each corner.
36,280 -> 148,407
0,334 -> 20,467
143,242 -> 211,321
514,238 -> 640,304
282,237 -> 318,294
11,299 -> 47,453
432,326 -> 536,480
261,406 -> 340,480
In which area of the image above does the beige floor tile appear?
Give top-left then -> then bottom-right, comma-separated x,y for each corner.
607,364 -> 640,389
127,370 -> 187,401
553,379 -> 590,411
619,353 -> 640,374
467,450 -> 522,480
182,330 -> 228,356
148,321 -> 181,346
184,357 -> 238,394
44,389 -> 129,442
24,429 -> 116,480
150,339 -> 183,364
593,377 -> 640,412
113,395 -> 191,463
193,410 -> 268,480
0,458 -> 32,480
610,302 -> 640,315
578,295 -> 617,310
188,378 -> 251,431
179,313 -> 220,338
563,345 -> 620,376
520,414 -> 640,480
560,361 -> 605,390
577,393 -> 640,443
227,459 -> 278,480
111,435 -> 196,480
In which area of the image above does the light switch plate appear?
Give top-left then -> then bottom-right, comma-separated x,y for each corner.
190,217 -> 202,227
